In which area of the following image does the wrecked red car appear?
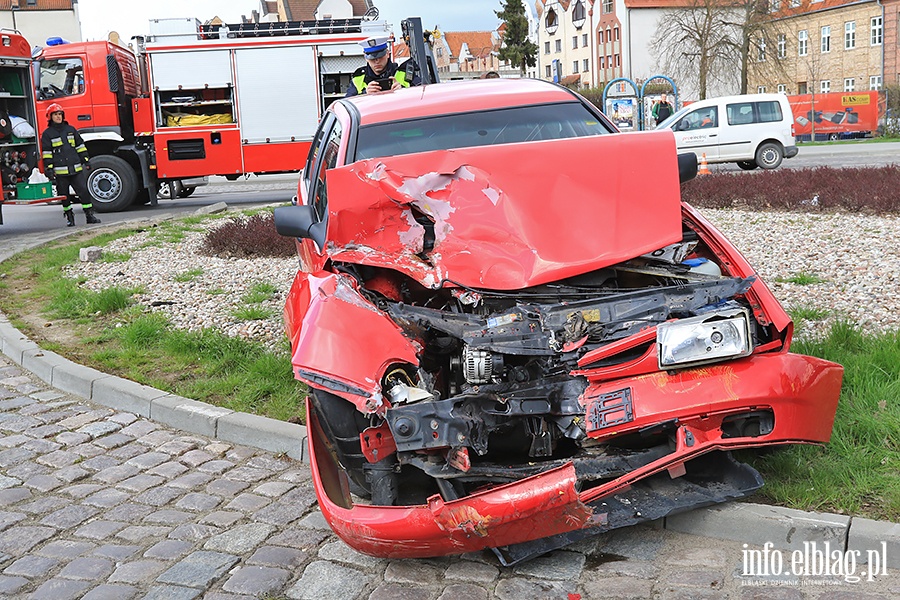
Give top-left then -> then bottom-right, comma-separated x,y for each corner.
275,79 -> 842,565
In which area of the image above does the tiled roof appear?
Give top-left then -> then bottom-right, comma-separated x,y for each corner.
443,31 -> 496,60
0,0 -> 73,9
282,0 -> 369,20
393,40 -> 409,58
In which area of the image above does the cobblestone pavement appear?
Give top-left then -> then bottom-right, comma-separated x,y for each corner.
1,354 -> 896,600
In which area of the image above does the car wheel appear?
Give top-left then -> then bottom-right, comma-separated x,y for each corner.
737,160 -> 758,171
828,133 -> 839,141
86,155 -> 139,212
310,390 -> 371,496
157,181 -> 183,200
755,142 -> 783,170
177,185 -> 196,198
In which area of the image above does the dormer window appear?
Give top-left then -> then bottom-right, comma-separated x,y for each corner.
546,8 -> 558,34
572,1 -> 586,29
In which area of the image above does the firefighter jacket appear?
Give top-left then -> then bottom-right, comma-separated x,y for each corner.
345,60 -> 421,97
41,120 -> 90,176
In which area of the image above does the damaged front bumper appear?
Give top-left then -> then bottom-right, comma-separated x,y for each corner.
306,352 -> 841,564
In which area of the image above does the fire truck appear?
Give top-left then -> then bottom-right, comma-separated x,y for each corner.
31,16 -> 393,212
0,31 -> 46,225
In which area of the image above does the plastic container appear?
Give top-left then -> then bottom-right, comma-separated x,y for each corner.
683,257 -> 722,276
16,182 -> 53,200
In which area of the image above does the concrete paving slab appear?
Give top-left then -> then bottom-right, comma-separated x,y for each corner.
50,361 -> 112,399
150,395 -> 233,438
847,517 -> 900,569
92,377 -> 168,418
216,413 -> 305,461
665,502 -> 850,551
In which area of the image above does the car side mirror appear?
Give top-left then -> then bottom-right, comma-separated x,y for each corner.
678,152 -> 698,184
274,205 -> 326,247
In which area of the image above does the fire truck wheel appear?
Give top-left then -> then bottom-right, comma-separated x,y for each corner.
86,155 -> 139,212
156,181 -> 184,200
177,186 -> 196,198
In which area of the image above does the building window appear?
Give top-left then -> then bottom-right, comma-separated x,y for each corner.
844,78 -> 855,92
573,0 -> 587,27
599,56 -> 605,68
573,60 -> 579,74
757,86 -> 767,93
555,39 -> 562,52
821,80 -> 831,93
871,16 -> 883,46
798,30 -> 807,56
798,81 -> 808,94
615,54 -> 620,67
546,65 -> 552,78
545,41 -> 550,54
821,26 -> 830,53
583,33 -> 588,47
870,75 -> 882,89
583,58 -> 589,72
572,36 -> 578,49
769,0 -> 780,12
777,84 -> 786,93
546,9 -> 558,34
757,38 -> 766,62
777,34 -> 786,58
614,27 -> 619,41
603,0 -> 613,13
845,22 -> 855,49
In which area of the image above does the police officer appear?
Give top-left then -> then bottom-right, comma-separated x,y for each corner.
345,36 -> 421,97
40,103 -> 100,227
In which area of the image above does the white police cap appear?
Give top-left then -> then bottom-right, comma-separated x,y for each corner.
360,36 -> 389,58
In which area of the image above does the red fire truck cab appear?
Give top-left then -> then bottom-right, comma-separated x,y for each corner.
33,18 -> 388,212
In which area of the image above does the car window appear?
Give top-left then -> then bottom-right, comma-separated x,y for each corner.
676,106 -> 718,131
726,103 -> 755,126
756,101 -> 783,123
313,119 -> 343,221
303,114 -> 334,190
38,57 -> 85,99
355,102 -> 610,160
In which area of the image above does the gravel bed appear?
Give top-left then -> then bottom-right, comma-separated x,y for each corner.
65,208 -> 900,351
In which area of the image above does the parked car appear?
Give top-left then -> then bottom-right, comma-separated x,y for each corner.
657,93 -> 799,169
275,79 -> 842,565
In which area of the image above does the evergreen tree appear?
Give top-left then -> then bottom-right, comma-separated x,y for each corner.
496,0 -> 537,75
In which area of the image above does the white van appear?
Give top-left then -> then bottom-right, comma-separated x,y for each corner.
656,93 -> 798,170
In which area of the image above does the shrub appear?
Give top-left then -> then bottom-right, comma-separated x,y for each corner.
199,212 -> 296,258
680,166 -> 900,214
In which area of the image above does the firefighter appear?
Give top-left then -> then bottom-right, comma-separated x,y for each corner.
345,36 -> 421,97
40,103 -> 100,226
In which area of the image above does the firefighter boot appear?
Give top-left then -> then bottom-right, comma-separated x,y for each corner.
84,208 -> 101,224
64,210 -> 76,227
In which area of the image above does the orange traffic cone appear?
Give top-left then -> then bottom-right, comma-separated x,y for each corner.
698,153 -> 711,175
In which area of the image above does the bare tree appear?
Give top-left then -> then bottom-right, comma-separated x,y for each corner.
649,0 -> 742,99
737,1 -> 794,94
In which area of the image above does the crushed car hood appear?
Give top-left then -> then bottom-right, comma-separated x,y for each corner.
324,131 -> 683,289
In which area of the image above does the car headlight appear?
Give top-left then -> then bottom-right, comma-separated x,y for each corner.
657,308 -> 752,370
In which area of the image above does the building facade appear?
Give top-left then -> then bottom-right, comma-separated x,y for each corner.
0,0 -> 81,45
749,0 -> 884,94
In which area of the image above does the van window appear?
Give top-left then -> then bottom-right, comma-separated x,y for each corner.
726,101 -> 784,126
675,106 -> 718,131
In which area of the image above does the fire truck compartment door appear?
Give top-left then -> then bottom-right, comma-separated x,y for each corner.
234,46 -> 319,144
151,50 -> 233,90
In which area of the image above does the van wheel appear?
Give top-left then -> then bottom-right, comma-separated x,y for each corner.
177,186 -> 196,198
755,143 -> 783,169
86,156 -> 139,212
737,160 -> 758,171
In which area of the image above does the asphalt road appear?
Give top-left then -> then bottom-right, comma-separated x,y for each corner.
717,139 -> 900,171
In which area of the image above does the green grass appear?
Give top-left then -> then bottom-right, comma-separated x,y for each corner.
100,251 -> 131,263
787,305 -> 831,331
742,322 -> 900,521
206,288 -> 227,295
775,272 -> 825,285
242,282 -> 279,304
173,268 -> 205,283
231,305 -> 274,321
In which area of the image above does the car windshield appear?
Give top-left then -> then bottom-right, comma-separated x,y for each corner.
656,106 -> 690,130
355,102 -> 610,160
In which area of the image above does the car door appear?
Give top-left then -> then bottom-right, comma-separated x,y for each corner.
720,101 -> 756,161
671,105 -> 720,162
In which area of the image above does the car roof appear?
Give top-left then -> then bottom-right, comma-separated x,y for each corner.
341,79 -> 585,126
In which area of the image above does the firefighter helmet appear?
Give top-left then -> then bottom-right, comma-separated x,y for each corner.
46,103 -> 64,119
